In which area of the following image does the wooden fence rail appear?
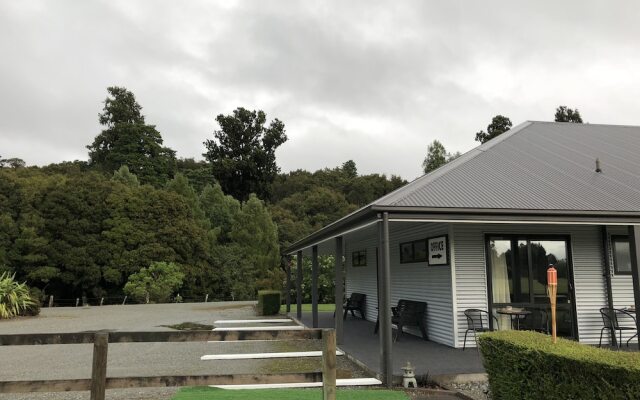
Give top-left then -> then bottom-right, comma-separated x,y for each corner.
0,328 -> 336,400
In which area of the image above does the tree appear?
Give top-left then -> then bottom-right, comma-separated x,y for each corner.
227,195 -> 281,299
111,165 -> 139,187
123,261 -> 184,303
422,140 -> 447,173
87,86 -> 176,186
422,140 -> 461,174
199,183 -> 240,242
554,106 -> 583,123
0,158 -> 26,169
203,107 -> 287,201
475,115 -> 513,144
341,160 -> 358,179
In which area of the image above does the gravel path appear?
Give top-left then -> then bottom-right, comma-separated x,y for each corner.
0,303 -> 368,400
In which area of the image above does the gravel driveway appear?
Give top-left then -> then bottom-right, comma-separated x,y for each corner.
0,303 -> 366,400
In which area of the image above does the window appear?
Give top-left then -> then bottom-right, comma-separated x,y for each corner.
352,250 -> 367,267
612,235 -> 632,275
399,239 -> 428,263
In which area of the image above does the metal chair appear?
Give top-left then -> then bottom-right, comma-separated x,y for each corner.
599,307 -> 638,348
521,307 -> 549,334
463,309 -> 498,350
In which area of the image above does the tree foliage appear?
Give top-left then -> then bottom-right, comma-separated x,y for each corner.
87,87 -> 176,186
554,106 -> 583,123
203,107 -> 287,201
422,140 -> 461,173
475,115 -> 513,144
123,262 -> 184,303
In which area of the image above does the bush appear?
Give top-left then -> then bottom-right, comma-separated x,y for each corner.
257,290 -> 281,316
478,330 -> 640,400
0,272 -> 35,319
123,262 -> 184,304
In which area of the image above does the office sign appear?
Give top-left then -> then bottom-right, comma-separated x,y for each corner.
428,235 -> 448,266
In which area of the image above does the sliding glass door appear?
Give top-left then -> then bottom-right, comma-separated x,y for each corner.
487,235 -> 576,338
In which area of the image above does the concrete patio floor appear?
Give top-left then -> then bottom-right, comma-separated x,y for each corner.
298,312 -> 485,379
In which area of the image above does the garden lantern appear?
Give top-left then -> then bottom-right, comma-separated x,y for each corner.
547,265 -> 558,343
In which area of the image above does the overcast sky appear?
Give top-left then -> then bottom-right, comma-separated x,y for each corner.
1,1 -> 639,180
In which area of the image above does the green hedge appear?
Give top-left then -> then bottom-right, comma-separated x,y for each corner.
257,290 -> 281,316
478,330 -> 640,400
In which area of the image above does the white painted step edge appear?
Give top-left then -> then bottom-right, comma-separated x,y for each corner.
201,350 -> 344,360
209,378 -> 382,390
212,326 -> 304,331
214,319 -> 292,324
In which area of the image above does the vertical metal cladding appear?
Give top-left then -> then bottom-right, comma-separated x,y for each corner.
344,222 -> 454,347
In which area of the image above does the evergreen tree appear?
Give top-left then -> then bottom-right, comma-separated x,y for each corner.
227,195 -> 281,299
87,87 -> 176,186
554,106 -> 583,123
111,165 -> 140,187
475,115 -> 513,143
203,107 -> 287,201
199,183 -> 240,242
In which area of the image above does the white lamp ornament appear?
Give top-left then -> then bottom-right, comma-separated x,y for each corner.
401,361 -> 417,389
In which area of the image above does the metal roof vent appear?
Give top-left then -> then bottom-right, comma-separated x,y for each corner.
595,158 -> 602,173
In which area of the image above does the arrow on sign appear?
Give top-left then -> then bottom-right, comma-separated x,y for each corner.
431,254 -> 442,259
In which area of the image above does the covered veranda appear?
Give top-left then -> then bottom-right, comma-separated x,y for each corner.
284,210 -> 640,387
298,311 -> 484,379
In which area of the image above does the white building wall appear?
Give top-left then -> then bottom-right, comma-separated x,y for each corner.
452,223 -> 608,347
344,222 -> 455,346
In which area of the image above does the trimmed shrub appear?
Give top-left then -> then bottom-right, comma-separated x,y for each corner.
257,290 -> 281,316
478,330 -> 640,400
0,272 -> 35,319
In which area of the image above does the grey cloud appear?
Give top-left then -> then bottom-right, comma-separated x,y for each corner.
1,0 -> 639,179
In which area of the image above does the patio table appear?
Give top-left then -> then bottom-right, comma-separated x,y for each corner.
496,308 -> 531,330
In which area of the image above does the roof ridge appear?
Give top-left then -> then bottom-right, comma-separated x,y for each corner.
377,121 -> 534,206
528,120 -> 640,129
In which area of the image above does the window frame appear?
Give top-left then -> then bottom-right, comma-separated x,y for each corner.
399,239 -> 428,264
611,235 -> 632,276
351,250 -> 367,267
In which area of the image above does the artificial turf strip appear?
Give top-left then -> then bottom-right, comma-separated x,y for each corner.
171,387 -> 408,400
280,303 -> 335,313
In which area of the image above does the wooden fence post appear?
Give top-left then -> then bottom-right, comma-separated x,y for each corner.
75,298 -> 80,307
322,329 -> 336,400
48,296 -> 54,308
100,298 -> 104,306
205,294 -> 209,303
90,332 -> 108,400
122,296 -> 127,305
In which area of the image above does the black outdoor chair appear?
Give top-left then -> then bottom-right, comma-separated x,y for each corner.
463,309 -> 498,350
521,307 -> 549,334
598,307 -> 638,348
375,299 -> 428,341
342,292 -> 366,320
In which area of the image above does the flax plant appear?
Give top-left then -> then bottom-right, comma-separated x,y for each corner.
0,272 -> 34,319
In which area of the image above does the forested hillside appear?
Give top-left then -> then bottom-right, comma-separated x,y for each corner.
0,87 -> 405,303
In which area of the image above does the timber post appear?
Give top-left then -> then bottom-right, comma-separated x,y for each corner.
286,256 -> 292,313
322,329 -> 337,400
89,332 -> 108,400
296,251 -> 303,320
628,225 -> 640,350
48,296 -> 53,308
312,245 -> 319,328
334,236 -> 344,344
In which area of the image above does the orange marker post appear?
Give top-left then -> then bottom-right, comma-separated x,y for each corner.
547,265 -> 558,343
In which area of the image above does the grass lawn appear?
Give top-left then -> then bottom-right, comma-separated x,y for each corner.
280,304 -> 335,313
172,387 -> 408,400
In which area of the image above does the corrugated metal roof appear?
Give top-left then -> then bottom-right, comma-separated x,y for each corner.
286,121 -> 640,253
376,121 -> 640,211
